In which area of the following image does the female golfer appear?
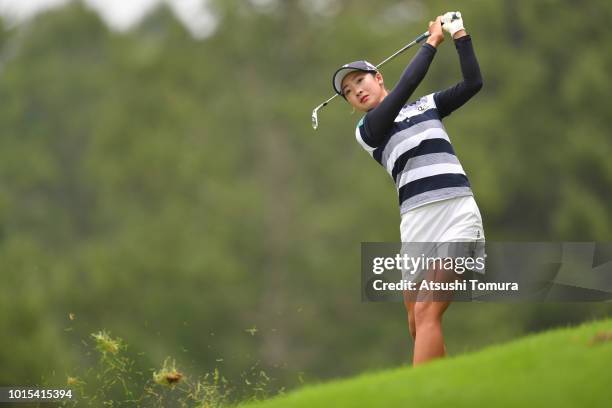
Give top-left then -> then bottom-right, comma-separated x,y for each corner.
332,12 -> 485,366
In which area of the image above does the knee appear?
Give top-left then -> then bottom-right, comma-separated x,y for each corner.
414,302 -> 444,328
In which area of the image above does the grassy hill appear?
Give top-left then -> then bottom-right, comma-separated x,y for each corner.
241,317 -> 612,408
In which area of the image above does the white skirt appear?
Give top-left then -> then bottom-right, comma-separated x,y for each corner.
399,195 -> 486,283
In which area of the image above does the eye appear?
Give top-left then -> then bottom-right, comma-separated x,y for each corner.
344,89 -> 351,96
357,77 -> 363,83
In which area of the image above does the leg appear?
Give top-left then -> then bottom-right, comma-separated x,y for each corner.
412,266 -> 456,366
403,291 -> 416,341
413,298 -> 451,365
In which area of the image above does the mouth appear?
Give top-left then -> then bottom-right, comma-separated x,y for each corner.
360,95 -> 369,104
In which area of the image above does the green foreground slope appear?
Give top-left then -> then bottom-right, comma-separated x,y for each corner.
242,318 -> 612,408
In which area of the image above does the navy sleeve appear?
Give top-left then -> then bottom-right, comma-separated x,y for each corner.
433,35 -> 483,119
360,43 -> 437,148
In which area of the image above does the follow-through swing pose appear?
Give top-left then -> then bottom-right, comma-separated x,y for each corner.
332,12 -> 485,365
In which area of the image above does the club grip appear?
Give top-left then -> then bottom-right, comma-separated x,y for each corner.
415,32 -> 430,43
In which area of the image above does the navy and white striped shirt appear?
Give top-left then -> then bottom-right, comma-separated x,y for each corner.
354,36 -> 482,215
356,94 -> 472,214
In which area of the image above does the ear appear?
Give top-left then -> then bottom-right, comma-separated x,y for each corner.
375,72 -> 384,86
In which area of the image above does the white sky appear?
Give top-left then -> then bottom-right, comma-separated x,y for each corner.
0,0 -> 219,39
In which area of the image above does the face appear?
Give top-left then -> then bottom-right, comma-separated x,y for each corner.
341,71 -> 387,112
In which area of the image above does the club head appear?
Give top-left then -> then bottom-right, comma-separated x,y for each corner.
311,96 -> 335,130
311,108 -> 319,130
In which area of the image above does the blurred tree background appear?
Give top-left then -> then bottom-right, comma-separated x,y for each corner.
0,0 -> 611,402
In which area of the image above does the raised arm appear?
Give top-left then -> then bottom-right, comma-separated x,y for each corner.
434,13 -> 483,118
361,17 -> 445,147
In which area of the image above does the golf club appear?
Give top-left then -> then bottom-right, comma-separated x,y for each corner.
311,10 -> 462,130
312,31 -> 429,130
311,30 -> 430,130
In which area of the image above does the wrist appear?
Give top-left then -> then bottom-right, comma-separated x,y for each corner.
426,35 -> 443,48
452,29 -> 467,39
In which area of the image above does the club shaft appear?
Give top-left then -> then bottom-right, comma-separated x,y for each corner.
375,31 -> 430,68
